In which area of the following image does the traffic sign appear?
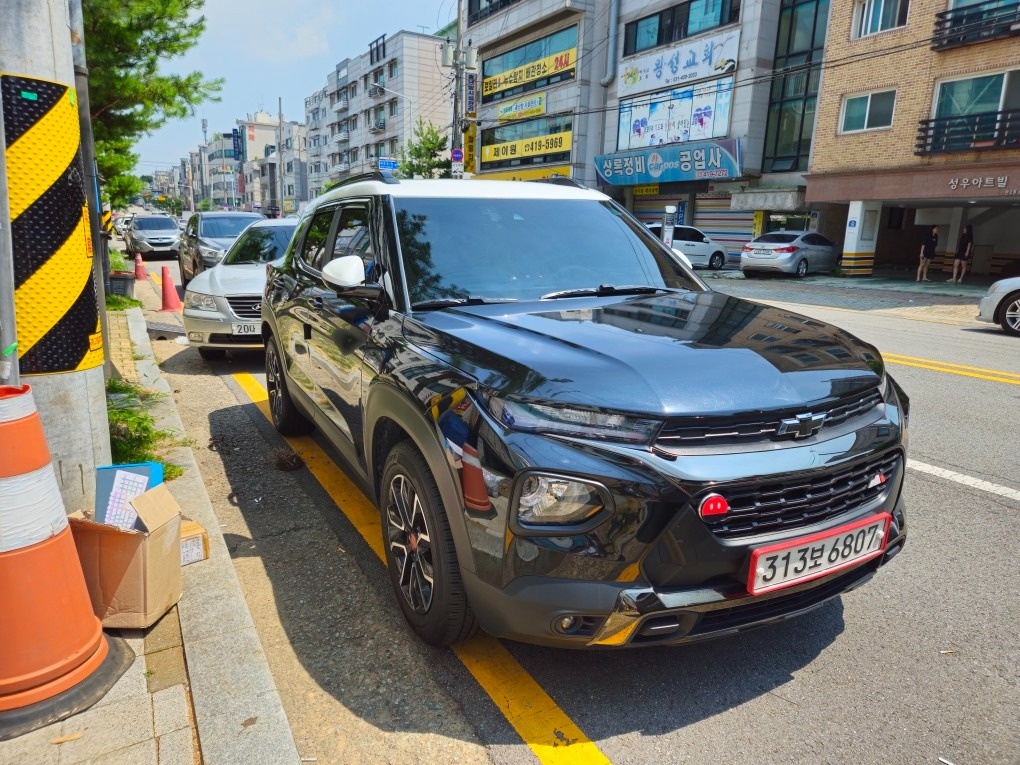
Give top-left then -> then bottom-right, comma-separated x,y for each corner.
451,161 -> 465,175
451,148 -> 464,162
377,158 -> 398,171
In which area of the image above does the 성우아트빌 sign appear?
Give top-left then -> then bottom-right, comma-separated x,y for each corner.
595,138 -> 741,186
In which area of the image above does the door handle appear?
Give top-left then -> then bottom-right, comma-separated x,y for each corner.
311,296 -> 324,308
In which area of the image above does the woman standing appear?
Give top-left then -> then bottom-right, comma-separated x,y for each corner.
950,224 -> 974,283
917,225 -> 939,282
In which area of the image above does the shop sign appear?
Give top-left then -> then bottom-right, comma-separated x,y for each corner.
465,73 -> 477,115
482,130 -> 572,163
483,48 -> 576,98
595,138 -> 741,186
464,122 -> 477,173
476,165 -> 571,181
619,30 -> 739,98
948,175 -> 1011,192
633,184 -> 660,196
497,94 -> 546,122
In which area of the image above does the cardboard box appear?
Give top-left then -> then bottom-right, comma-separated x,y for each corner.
70,483 -> 183,628
180,518 -> 209,566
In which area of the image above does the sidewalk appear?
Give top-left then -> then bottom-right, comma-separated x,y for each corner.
0,274 -> 299,765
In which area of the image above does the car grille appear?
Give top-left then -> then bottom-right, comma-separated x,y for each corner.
656,386 -> 882,447
225,295 -> 262,319
699,450 -> 902,539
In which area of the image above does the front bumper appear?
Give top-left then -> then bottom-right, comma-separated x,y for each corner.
133,239 -> 180,255
977,293 -> 997,323
183,308 -> 264,350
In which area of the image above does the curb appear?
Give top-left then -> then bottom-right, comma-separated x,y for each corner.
124,307 -> 301,765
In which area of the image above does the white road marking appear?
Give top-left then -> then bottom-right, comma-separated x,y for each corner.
908,459 -> 1020,503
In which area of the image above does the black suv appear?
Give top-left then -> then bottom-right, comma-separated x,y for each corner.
263,173 -> 908,649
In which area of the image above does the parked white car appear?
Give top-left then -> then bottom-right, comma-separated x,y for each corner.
183,219 -> 298,360
977,275 -> 1020,336
646,223 -> 730,269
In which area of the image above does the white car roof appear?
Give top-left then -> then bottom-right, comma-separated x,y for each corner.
319,178 -> 608,203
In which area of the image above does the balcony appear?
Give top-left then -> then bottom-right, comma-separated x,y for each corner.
368,83 -> 386,98
333,130 -> 350,143
915,108 -> 1020,155
368,120 -> 386,134
333,97 -> 349,112
932,0 -> 1020,50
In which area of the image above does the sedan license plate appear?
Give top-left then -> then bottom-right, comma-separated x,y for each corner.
753,248 -> 771,255
747,513 -> 891,595
232,322 -> 260,336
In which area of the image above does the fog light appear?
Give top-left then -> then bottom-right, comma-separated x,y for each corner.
556,615 -> 581,634
188,332 -> 203,342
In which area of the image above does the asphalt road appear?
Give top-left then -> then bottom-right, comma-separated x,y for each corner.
146,271 -> 1019,765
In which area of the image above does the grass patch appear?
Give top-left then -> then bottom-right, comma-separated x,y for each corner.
109,250 -> 129,272
106,378 -> 183,480
106,293 -> 142,311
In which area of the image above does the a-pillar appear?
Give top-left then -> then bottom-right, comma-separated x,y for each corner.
841,201 -> 883,276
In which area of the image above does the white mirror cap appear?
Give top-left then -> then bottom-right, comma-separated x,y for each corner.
671,247 -> 692,268
322,255 -> 366,288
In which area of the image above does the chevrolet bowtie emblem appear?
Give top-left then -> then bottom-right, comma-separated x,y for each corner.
777,412 -> 827,439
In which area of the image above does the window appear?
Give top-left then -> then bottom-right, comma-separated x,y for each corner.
841,90 -> 895,132
468,0 -> 524,25
623,1 -> 742,57
852,0 -> 909,38
617,77 -> 733,151
481,26 -> 577,104
286,161 -> 294,173
762,0 -> 829,172
301,208 -> 338,270
390,100 -> 398,117
389,60 -> 398,78
331,206 -> 370,265
480,114 -> 572,170
351,115 -> 358,130
928,70 -> 1020,150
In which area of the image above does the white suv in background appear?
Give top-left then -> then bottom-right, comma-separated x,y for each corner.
646,223 -> 730,270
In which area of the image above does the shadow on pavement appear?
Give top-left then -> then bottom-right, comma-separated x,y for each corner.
201,394 -> 844,750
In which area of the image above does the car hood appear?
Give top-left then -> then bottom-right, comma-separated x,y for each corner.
188,263 -> 266,297
200,237 -> 237,251
404,291 -> 884,415
137,230 -> 179,240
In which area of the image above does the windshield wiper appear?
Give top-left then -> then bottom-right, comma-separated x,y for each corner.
540,284 -> 676,300
411,296 -> 517,311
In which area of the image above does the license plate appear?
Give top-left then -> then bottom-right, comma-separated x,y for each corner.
753,248 -> 771,255
232,322 -> 260,336
747,513 -> 891,595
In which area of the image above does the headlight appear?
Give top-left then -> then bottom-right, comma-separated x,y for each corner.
184,291 -> 218,311
987,280 -> 1010,295
481,393 -> 662,445
882,373 -> 909,422
513,472 -> 610,527
198,244 -> 222,263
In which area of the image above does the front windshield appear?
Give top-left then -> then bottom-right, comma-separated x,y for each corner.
222,225 -> 297,265
392,198 -> 702,305
200,215 -> 262,238
134,217 -> 178,231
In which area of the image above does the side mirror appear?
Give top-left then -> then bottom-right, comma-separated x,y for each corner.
322,255 -> 384,301
703,237 -> 710,243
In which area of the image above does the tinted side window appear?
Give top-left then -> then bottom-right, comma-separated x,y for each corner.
329,207 -> 370,265
301,209 -> 339,271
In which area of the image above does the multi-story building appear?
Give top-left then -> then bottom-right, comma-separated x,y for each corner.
307,30 -> 450,186
304,86 -> 330,199
280,121 -> 308,214
236,112 -> 283,211
464,0 -> 610,185
806,0 -> 1020,277
203,133 -> 240,209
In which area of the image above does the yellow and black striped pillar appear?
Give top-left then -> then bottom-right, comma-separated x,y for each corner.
100,209 -> 113,237
2,73 -> 103,375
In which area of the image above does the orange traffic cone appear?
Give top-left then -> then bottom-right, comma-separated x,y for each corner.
0,385 -> 132,740
159,265 -> 182,312
461,443 -> 493,514
133,252 -> 146,280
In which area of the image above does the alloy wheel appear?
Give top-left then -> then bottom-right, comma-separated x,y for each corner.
1005,298 -> 1020,333
710,252 -> 724,270
797,259 -> 808,278
266,343 -> 285,425
385,473 -> 434,614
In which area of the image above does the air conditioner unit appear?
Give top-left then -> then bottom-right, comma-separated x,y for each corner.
369,120 -> 386,133
368,84 -> 384,97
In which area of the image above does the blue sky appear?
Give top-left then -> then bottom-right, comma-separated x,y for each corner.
133,0 -> 456,172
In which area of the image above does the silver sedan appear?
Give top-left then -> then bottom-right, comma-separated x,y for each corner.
976,275 -> 1020,336
741,231 -> 838,278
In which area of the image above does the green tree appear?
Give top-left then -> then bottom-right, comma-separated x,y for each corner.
197,198 -> 213,211
83,0 -> 222,208
398,118 -> 452,179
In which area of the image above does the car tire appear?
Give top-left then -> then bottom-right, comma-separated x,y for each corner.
196,347 -> 225,361
265,334 -> 312,435
380,441 -> 478,646
742,269 -> 759,279
998,291 -> 1020,337
709,252 -> 725,270
796,259 -> 809,278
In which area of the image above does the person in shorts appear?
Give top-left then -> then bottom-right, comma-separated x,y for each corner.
950,224 -> 974,283
917,225 -> 938,282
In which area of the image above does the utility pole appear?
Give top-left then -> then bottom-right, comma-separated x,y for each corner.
440,3 -> 476,177
0,0 -> 112,509
278,97 -> 285,218
68,0 -> 113,380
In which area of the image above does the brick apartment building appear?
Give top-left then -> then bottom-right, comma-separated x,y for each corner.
806,0 -> 1020,277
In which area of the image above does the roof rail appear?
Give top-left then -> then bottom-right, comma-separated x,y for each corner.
531,174 -> 586,189
333,170 -> 400,188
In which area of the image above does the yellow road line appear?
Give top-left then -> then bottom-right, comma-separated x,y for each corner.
883,353 -> 1020,379
150,271 -> 162,287
884,354 -> 1020,385
231,372 -> 610,765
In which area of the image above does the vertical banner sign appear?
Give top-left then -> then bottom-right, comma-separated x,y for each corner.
1,74 -> 102,374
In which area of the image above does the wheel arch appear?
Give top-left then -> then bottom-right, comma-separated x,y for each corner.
993,290 -> 1020,325
366,384 -> 476,575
